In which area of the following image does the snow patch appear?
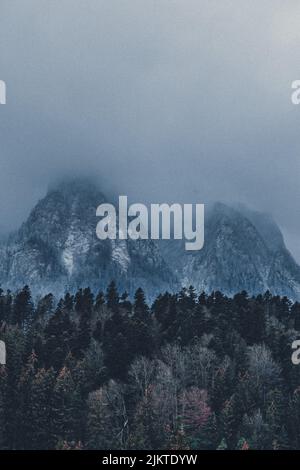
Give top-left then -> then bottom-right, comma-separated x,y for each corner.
111,240 -> 130,272
62,227 -> 90,276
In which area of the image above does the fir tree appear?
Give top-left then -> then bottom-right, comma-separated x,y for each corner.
13,286 -> 34,330
106,281 -> 119,311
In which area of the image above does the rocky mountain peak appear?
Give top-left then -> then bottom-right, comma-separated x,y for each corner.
0,181 -> 299,300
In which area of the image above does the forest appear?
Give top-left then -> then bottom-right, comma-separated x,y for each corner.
0,282 -> 300,450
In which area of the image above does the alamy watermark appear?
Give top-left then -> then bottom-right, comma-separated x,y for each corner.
291,80 -> 300,105
96,196 -> 204,251
291,340 -> 300,365
0,340 -> 6,365
0,80 -> 6,105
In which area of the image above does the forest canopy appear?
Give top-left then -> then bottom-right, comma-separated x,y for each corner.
0,283 -> 300,450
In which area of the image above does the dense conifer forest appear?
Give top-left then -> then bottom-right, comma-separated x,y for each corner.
1,282 -> 300,450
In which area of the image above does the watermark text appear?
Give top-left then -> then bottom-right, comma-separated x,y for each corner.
96,197 -> 204,251
0,80 -> 6,105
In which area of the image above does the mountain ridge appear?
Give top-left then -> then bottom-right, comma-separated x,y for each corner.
0,180 -> 299,300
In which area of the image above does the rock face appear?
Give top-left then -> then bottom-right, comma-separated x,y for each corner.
0,180 -> 177,298
0,180 -> 300,300
160,202 -> 300,300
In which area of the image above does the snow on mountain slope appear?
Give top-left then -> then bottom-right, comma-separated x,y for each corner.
0,180 -> 176,298
0,181 -> 299,300
160,202 -> 300,299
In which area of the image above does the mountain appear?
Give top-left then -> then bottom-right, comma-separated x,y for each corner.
0,180 -> 300,300
160,202 -> 300,299
0,180 -> 177,298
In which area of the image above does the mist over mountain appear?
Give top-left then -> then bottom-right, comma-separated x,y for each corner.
1,1 -> 300,265
0,179 -> 299,300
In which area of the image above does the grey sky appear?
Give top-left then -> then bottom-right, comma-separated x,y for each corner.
0,0 -> 299,259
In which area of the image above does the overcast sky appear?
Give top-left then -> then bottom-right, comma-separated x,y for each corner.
0,0 -> 299,259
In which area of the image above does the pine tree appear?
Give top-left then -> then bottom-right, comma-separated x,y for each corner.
106,281 -> 119,311
291,302 -> 300,330
120,291 -> 132,312
126,288 -> 153,359
95,291 -> 105,310
62,292 -> 74,315
0,289 -> 5,325
76,315 -> 91,358
44,304 -> 76,369
133,288 -> 149,320
13,286 -> 34,330
75,287 -> 94,318
3,290 -> 13,324
36,293 -> 54,320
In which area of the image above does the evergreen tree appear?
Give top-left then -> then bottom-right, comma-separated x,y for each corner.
106,281 -> 119,311
291,302 -> 300,330
0,283 -> 299,450
133,288 -> 149,320
75,288 -> 94,318
129,288 -> 153,358
76,315 -> 91,358
13,286 -> 34,330
44,304 -> 76,369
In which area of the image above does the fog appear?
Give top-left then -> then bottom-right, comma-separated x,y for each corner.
0,0 -> 299,259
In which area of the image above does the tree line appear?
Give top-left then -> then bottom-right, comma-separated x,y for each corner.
0,282 -> 300,450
